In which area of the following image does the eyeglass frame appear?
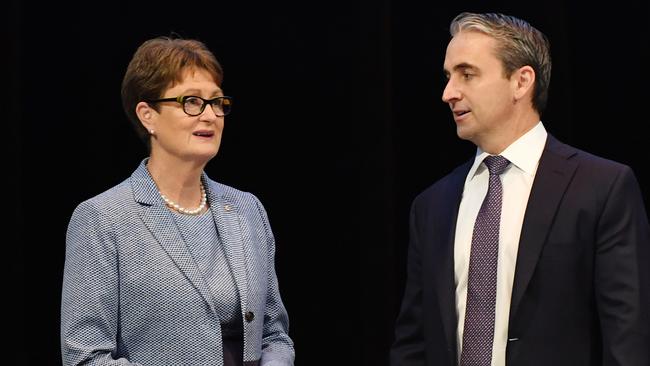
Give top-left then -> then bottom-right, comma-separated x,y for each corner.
146,95 -> 233,117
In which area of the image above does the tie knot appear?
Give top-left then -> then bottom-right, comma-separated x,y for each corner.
483,155 -> 510,176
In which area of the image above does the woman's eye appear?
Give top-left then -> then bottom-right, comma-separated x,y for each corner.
186,97 -> 203,106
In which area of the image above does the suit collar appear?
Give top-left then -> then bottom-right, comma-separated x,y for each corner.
130,158 -> 226,206
130,158 -> 160,206
468,121 -> 548,182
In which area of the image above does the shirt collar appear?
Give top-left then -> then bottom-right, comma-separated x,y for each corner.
467,121 -> 548,181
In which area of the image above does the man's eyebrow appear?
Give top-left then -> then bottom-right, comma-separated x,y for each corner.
443,62 -> 477,77
453,63 -> 477,72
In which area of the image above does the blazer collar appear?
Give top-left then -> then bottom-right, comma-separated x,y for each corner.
130,158 -> 225,206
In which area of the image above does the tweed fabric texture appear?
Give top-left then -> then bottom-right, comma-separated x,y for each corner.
460,155 -> 510,366
61,159 -> 294,366
173,211 -> 242,328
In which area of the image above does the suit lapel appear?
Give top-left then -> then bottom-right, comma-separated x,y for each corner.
207,180 -> 250,312
130,162 -> 219,316
131,162 -> 251,324
509,136 -> 578,320
435,160 -> 473,354
139,205 -> 219,314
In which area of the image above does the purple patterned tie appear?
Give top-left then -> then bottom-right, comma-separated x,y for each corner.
460,155 -> 510,366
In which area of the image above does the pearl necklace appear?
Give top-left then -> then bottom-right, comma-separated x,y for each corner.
159,182 -> 207,215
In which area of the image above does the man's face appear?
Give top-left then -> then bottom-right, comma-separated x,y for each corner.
442,30 -> 517,150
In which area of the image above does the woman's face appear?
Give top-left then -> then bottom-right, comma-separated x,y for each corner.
145,68 -> 225,164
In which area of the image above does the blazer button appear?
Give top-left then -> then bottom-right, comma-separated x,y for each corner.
245,311 -> 255,322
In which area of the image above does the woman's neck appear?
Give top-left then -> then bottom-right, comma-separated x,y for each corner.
147,153 -> 207,210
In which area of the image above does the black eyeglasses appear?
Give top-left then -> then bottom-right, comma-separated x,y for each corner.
147,95 -> 233,117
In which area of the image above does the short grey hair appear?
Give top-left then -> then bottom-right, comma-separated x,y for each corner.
450,12 -> 552,114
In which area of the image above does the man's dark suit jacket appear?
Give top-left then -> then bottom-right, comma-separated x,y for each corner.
390,135 -> 650,366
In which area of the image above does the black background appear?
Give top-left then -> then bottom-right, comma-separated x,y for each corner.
8,0 -> 649,364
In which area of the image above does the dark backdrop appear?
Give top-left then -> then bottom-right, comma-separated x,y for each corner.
8,0 -> 649,364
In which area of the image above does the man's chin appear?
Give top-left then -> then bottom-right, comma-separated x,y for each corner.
456,126 -> 473,141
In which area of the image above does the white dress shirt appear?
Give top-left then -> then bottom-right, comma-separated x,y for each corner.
454,122 -> 547,366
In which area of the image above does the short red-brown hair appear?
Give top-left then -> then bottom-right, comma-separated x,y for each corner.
121,37 -> 224,148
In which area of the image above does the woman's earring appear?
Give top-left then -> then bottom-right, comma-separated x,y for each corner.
149,129 -> 155,135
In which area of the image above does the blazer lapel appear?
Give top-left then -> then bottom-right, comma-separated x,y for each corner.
130,160 -> 218,316
435,160 -> 473,354
207,179 -> 249,312
509,136 -> 578,320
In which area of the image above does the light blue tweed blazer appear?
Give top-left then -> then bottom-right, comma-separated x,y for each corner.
61,159 -> 294,366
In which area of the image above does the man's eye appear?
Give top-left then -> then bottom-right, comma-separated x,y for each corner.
463,73 -> 474,80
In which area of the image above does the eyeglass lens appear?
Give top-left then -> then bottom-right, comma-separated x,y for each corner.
183,96 -> 231,116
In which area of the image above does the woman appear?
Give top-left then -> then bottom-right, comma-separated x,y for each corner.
61,37 -> 294,366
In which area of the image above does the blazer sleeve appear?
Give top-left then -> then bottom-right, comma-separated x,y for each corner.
594,165 -> 650,365
252,196 -> 295,366
61,201 -> 141,366
390,200 -> 426,366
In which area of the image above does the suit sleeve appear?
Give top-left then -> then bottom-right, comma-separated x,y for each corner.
390,200 -> 426,366
61,202 -> 141,366
253,197 -> 295,366
594,165 -> 650,365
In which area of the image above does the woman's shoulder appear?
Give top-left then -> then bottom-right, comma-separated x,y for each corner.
203,178 -> 267,211
71,178 -> 135,218
206,179 -> 258,201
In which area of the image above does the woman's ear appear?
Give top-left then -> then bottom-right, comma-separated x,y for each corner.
136,101 -> 156,134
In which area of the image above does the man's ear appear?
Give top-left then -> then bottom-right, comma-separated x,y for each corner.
513,65 -> 535,102
136,101 -> 156,134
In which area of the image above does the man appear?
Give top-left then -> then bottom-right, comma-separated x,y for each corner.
390,12 -> 649,366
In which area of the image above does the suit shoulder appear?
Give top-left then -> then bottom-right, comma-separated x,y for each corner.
70,178 -> 133,220
206,179 -> 274,233
549,137 -> 633,174
206,179 -> 265,208
413,160 -> 471,205
575,148 -> 630,171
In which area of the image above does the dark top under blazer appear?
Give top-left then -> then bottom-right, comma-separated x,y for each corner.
61,160 -> 294,366
391,135 -> 650,366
